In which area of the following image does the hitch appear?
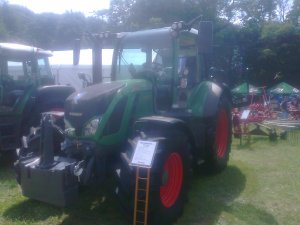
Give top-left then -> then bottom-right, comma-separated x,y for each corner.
39,114 -> 55,168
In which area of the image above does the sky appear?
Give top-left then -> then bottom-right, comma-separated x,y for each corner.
50,49 -> 113,65
8,0 -> 110,16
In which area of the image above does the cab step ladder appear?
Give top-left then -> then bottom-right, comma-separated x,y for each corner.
133,167 -> 150,225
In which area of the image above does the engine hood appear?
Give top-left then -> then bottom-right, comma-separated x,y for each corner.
64,79 -> 152,136
65,81 -> 125,133
66,81 -> 125,105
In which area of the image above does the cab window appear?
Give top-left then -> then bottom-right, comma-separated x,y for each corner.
38,58 -> 51,77
7,61 -> 28,81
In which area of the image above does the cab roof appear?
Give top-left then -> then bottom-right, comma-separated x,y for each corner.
118,27 -> 198,48
0,43 -> 52,59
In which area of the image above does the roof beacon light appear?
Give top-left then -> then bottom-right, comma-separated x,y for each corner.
171,22 -> 179,30
171,21 -> 187,31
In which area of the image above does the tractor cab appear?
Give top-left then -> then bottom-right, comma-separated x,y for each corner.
0,43 -> 74,151
0,43 -> 53,112
111,26 -> 204,111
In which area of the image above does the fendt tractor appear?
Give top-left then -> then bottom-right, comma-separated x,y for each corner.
0,43 -> 75,152
15,19 -> 232,224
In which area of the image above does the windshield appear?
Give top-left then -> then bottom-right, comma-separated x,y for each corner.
115,46 -> 173,81
3,57 -> 51,79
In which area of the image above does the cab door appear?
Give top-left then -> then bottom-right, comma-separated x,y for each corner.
0,58 -> 33,112
174,32 -> 200,108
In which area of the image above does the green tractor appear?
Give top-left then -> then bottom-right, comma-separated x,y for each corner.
15,20 -> 232,224
0,43 -> 75,152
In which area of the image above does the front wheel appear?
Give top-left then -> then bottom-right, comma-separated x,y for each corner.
115,130 -> 190,225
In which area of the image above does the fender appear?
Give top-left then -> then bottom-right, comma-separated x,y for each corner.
134,116 -> 195,171
134,115 -> 196,149
134,116 -> 189,136
22,85 -> 75,125
188,81 -> 231,118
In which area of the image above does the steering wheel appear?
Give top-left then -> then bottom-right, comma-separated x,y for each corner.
128,63 -> 137,77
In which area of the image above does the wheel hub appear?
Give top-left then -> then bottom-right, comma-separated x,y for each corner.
161,171 -> 169,185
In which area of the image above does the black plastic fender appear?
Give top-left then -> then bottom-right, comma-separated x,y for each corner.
188,81 -> 231,118
22,85 -> 75,117
135,115 -> 189,134
187,81 -> 232,162
133,115 -> 196,152
21,85 -> 75,130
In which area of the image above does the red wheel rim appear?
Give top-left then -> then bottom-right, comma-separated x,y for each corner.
160,152 -> 183,208
215,109 -> 229,158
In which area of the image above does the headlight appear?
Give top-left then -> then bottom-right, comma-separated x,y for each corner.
65,127 -> 76,136
83,117 -> 101,136
64,119 -> 76,136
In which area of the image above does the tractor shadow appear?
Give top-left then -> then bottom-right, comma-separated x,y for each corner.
233,135 -> 279,151
0,151 -> 18,188
59,183 -> 131,225
3,199 -> 64,222
2,157 -> 278,225
177,166 -> 278,225
3,179 -> 130,225
1,152 -> 63,222
0,150 -> 17,168
1,152 -> 129,224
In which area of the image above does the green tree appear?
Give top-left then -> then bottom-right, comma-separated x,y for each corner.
86,16 -> 108,34
54,12 -> 86,49
236,19 -> 261,84
106,0 -> 135,30
218,0 -> 239,22
276,0 -> 291,22
213,20 -> 240,80
104,0 -> 230,31
28,13 -> 60,48
288,0 -> 300,24
238,21 -> 300,86
260,22 -> 300,85
1,3 -> 35,43
238,0 -> 277,23
0,3 -> 8,39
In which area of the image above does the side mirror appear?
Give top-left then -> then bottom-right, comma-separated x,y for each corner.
198,21 -> 213,54
73,39 -> 81,65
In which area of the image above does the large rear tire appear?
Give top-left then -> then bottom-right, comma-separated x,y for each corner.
203,95 -> 232,173
115,130 -> 190,225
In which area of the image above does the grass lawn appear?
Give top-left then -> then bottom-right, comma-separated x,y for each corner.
1,131 -> 300,225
